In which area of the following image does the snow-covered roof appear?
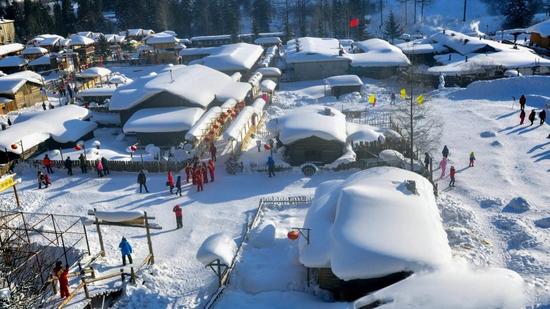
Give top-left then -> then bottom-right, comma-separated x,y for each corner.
251,97 -> 266,115
430,30 -> 490,55
191,34 -> 231,42
0,43 -> 24,57
108,74 -> 132,85
77,31 -> 93,38
0,56 -> 27,68
346,122 -> 385,143
79,67 -> 112,78
223,106 -> 255,141
187,43 -> 264,72
104,34 -> 126,44
22,46 -> 48,56
127,29 -> 144,37
324,75 -> 364,87
270,105 -> 347,144
196,233 -> 237,266
109,65 -> 251,111
77,87 -> 116,98
0,71 -> 44,95
0,105 -> 95,154
145,33 -> 179,45
254,37 -> 282,45
347,39 -> 411,68
255,67 -> 281,77
185,106 -> 222,141
95,210 -> 144,222
69,35 -> 95,46
179,47 -> 218,57
29,54 -> 52,66
37,35 -> 64,47
260,79 -> 276,92
286,37 -> 349,64
527,19 -> 550,36
299,166 -> 452,280
396,38 -> 449,55
123,107 -> 204,133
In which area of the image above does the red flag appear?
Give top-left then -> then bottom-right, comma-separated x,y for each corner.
349,18 -> 359,28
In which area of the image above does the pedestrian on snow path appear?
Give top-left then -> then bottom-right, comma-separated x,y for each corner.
167,171 -> 175,193
53,261 -> 70,299
38,171 -> 48,189
439,157 -> 448,179
267,156 -> 275,178
210,143 -> 217,162
469,152 -> 476,167
96,160 -> 104,177
175,176 -> 182,196
390,92 -> 396,105
42,101 -> 47,111
101,157 -> 109,175
449,166 -> 456,187
424,153 -> 431,168
64,157 -> 73,176
119,237 -> 133,266
256,140 -> 262,152
201,163 -> 209,184
185,162 -> 192,183
79,154 -> 87,173
43,154 -> 54,174
137,170 -> 149,193
519,94 -> 526,110
519,109 -> 526,125
208,159 -> 215,182
194,168 -> 204,192
528,110 -> 536,126
540,110 -> 546,126
173,205 -> 183,229
442,145 -> 449,158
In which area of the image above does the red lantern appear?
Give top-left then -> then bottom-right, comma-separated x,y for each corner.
74,145 -> 82,151
213,124 -> 219,129
287,230 -> 299,240
10,144 -> 18,150
130,145 -> 138,152
264,144 -> 271,150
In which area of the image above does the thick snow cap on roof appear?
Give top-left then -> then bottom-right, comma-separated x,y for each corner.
127,29 -> 143,37
77,87 -> 116,98
347,122 -> 385,143
396,38 -> 449,55
0,105 -> 95,154
299,167 -> 452,280
95,210 -> 144,222
196,233 -> 237,266
79,67 -> 112,78
348,39 -> 410,67
109,64 -> 251,111
260,79 -> 276,92
0,43 -> 25,57
29,54 -> 52,66
0,56 -> 27,68
271,105 -> 347,144
37,35 -> 63,47
123,107 -> 204,133
186,106 -> 222,141
145,33 -> 179,45
22,46 -> 48,56
430,30 -> 489,55
0,71 -> 44,95
69,35 -> 95,46
254,37 -> 282,45
255,67 -> 281,77
527,18 -> 550,36
187,43 -> 264,71
104,34 -> 126,44
353,266 -> 525,308
325,75 -> 364,87
223,106 -> 255,141
286,37 -> 349,64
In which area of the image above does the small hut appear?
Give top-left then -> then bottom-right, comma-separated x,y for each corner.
527,19 -> 550,49
69,35 -> 96,69
324,75 -> 364,98
0,43 -> 24,58
0,71 -> 46,111
21,46 -> 48,61
37,34 -> 65,52
0,56 -> 27,74
76,67 -> 112,89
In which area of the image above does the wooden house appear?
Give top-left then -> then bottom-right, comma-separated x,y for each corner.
0,43 -> 24,58
528,19 -> 550,49
0,56 -> 28,74
324,75 -> 363,98
21,46 -> 48,61
0,71 -> 46,112
0,19 -> 15,44
76,67 -> 112,90
69,35 -> 96,69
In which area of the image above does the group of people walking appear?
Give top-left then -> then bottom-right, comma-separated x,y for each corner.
518,94 -> 547,126
39,154 -> 110,188
183,159 -> 216,192
424,145 -> 476,189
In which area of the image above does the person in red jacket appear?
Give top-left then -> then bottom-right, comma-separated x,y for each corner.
194,168 -> 203,192
449,166 -> 456,187
184,162 -> 192,183
519,94 -> 526,110
201,162 -> 209,184
210,143 -> 217,162
43,154 -> 54,174
54,263 -> 70,299
519,109 -> 526,125
208,159 -> 215,182
173,204 -> 183,229
167,171 -> 175,194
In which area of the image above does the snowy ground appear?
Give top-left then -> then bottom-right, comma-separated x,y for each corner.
1,74 -> 549,307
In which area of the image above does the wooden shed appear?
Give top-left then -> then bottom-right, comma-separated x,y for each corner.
284,136 -> 344,166
324,75 -> 364,98
0,71 -> 46,111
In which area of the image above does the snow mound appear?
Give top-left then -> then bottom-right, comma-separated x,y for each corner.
502,197 -> 531,213
249,223 -> 276,248
353,266 -> 526,309
492,215 -> 539,250
196,233 -> 237,266
478,197 -> 504,209
299,167 -> 452,280
534,217 -> 550,229
480,130 -> 496,138
379,149 -> 405,166
490,140 -> 503,147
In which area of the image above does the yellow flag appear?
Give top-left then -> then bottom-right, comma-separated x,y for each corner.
416,95 -> 425,105
400,88 -> 407,98
368,95 -> 376,105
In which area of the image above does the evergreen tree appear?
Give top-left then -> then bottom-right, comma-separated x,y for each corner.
174,0 -> 193,37
383,11 -> 402,43
96,34 -> 110,59
223,0 -> 241,41
252,0 -> 271,34
502,0 -> 535,28
61,0 -> 76,35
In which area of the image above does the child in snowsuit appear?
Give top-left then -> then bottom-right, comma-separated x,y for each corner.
201,163 -> 209,184
175,176 -> 182,196
528,110 -> 536,126
96,160 -> 104,177
449,166 -> 456,187
167,171 -> 175,194
439,157 -> 448,179
208,159 -> 215,182
119,237 -> 133,266
520,109 -> 526,125
194,168 -> 204,192
173,204 -> 183,229
469,152 -> 476,167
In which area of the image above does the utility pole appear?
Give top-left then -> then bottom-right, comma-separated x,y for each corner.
463,0 -> 467,22
409,45 -> 415,171
380,0 -> 384,27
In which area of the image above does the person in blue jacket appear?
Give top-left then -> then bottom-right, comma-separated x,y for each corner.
119,237 -> 133,266
267,156 -> 275,178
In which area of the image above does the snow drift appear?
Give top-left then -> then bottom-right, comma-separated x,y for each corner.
196,233 -> 237,266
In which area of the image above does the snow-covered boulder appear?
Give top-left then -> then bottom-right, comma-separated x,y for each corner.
480,130 -> 496,138
196,233 -> 237,266
379,149 -> 406,166
249,223 -> 276,248
503,197 -> 531,213
299,167 -> 452,280
534,217 -> 550,229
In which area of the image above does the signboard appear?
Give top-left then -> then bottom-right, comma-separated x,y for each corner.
0,175 -> 16,193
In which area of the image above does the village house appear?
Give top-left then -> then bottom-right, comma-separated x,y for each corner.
0,71 -> 46,113
68,35 -> 96,69
0,19 -> 15,44
36,34 -> 65,52
0,43 -> 24,59
347,38 -> 411,78
142,32 -> 183,64
527,19 -> 550,49
76,67 -> 112,89
21,46 -> 49,61
324,75 -> 364,98
0,56 -> 27,74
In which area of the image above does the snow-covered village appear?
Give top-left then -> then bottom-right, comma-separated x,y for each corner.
0,0 -> 548,308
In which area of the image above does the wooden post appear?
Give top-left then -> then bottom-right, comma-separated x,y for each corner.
94,208 -> 105,256
82,277 -> 90,299
82,219 -> 91,255
144,211 -> 154,264
12,185 -> 20,208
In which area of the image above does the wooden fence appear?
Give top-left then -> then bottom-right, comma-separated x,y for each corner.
32,159 -> 188,173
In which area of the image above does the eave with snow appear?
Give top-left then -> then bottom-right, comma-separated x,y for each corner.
527,19 -> 550,49
347,39 -> 410,78
0,43 -> 24,57
182,43 -> 264,75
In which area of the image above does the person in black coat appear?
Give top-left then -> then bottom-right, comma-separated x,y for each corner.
137,170 -> 149,193
100,157 -> 109,175
539,110 -> 546,126
64,157 -> 73,176
174,176 -> 182,196
79,153 -> 87,173
528,110 -> 536,126
424,152 -> 431,168
442,145 -> 449,158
